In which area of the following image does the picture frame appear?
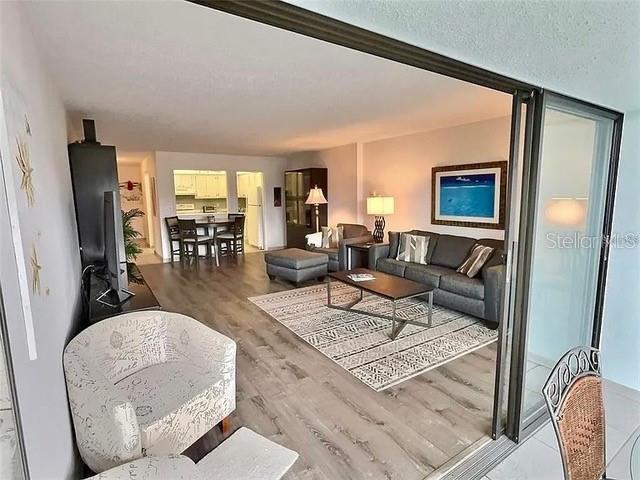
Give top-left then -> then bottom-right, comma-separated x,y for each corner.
431,161 -> 507,230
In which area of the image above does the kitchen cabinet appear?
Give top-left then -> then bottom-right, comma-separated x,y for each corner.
194,173 -> 227,198
174,173 -> 196,195
237,173 -> 249,198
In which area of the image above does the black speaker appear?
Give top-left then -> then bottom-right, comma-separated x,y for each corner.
82,119 -> 98,143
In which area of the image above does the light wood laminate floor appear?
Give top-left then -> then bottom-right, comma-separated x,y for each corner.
140,252 -> 497,479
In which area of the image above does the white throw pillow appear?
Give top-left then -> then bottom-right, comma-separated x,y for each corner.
396,233 -> 429,265
321,226 -> 344,248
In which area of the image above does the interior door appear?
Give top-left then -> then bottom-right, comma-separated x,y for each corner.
506,91 -> 623,441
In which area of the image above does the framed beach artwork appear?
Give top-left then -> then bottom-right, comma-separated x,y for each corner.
431,161 -> 507,230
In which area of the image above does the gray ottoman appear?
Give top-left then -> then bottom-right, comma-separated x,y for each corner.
264,248 -> 328,286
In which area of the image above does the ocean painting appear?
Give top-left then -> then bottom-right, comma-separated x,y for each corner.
439,173 -> 496,219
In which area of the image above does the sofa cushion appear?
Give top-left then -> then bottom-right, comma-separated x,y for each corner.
388,231 -> 401,259
312,247 -> 339,261
430,234 -> 476,269
404,264 -> 455,289
376,258 -> 409,277
439,273 -> 485,300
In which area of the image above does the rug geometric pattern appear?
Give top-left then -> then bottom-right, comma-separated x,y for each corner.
249,283 -> 498,391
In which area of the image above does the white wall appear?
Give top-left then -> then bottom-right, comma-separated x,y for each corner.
0,2 -> 82,478
601,110 -> 640,390
287,118 -> 511,239
287,143 -> 359,226
362,116 -> 510,239
289,0 -> 640,391
155,151 -> 288,258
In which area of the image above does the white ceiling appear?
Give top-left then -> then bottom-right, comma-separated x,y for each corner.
289,0 -> 640,113
22,1 -> 510,156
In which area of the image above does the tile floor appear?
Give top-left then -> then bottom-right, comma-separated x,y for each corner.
483,379 -> 640,480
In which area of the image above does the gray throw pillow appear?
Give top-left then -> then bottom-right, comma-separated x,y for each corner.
396,233 -> 430,265
457,244 -> 495,278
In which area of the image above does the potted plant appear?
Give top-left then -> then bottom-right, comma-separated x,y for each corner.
122,208 -> 145,261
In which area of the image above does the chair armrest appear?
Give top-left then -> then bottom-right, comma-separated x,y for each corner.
85,455 -> 201,480
305,231 -> 323,248
63,348 -> 141,472
368,243 -> 390,270
484,264 -> 505,327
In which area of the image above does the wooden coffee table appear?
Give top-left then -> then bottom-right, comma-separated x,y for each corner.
327,268 -> 434,339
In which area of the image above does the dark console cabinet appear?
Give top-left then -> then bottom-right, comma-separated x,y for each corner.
284,168 -> 327,248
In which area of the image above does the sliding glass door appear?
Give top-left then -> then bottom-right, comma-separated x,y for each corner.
506,91 -> 622,439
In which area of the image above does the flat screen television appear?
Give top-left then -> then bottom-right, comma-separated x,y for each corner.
96,190 -> 134,306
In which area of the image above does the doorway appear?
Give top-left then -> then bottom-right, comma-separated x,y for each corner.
236,171 -> 265,251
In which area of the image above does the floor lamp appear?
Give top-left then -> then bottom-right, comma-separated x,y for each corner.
367,195 -> 394,243
305,185 -> 328,232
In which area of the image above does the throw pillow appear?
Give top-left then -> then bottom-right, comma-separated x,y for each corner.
321,226 -> 343,248
457,244 -> 495,278
396,233 -> 429,265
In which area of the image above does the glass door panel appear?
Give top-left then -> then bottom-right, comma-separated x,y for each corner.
520,94 -> 615,424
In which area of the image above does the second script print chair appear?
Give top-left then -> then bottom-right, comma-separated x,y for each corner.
543,346 -> 616,480
63,311 -> 236,473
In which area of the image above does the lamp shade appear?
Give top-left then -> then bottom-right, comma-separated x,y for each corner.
367,196 -> 394,215
305,186 -> 327,205
544,197 -> 587,227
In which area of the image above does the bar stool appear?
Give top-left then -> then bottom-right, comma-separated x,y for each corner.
177,219 -> 213,267
217,215 -> 245,257
164,216 -> 182,264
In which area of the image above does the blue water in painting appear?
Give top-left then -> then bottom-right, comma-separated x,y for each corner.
439,173 -> 495,218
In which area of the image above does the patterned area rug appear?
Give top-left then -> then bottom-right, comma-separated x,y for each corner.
249,283 -> 498,391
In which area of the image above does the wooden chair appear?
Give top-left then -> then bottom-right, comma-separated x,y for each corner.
217,215 -> 245,257
177,219 -> 213,267
543,347 -> 612,480
164,216 -> 182,264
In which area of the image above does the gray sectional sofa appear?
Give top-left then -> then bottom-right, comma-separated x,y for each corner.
368,230 -> 505,328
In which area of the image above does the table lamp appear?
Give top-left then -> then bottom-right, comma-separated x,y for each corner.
367,195 -> 394,243
305,185 -> 328,232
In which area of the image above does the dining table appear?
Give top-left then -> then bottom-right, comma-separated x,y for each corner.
195,217 -> 235,266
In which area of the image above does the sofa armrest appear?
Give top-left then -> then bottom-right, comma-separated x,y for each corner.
63,348 -> 142,472
368,243 -> 390,270
338,234 -> 375,270
484,264 -> 505,328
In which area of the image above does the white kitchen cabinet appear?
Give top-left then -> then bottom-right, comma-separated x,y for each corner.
174,173 -> 196,195
194,175 -> 209,198
194,173 -> 227,198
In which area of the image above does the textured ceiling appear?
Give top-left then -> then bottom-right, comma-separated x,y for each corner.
289,0 -> 640,113
21,1 -> 510,156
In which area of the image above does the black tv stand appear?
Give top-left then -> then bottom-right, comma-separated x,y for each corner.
96,287 -> 135,308
84,263 -> 160,325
